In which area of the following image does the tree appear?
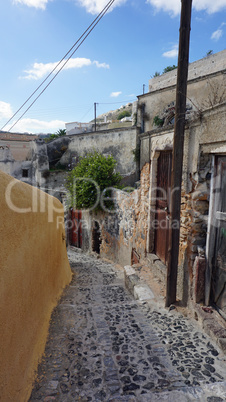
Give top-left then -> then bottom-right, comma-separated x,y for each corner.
44,128 -> 66,142
66,152 -> 122,211
56,129 -> 66,136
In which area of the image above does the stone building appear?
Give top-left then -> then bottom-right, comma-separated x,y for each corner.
0,131 -> 38,160
0,138 -> 49,188
82,50 -> 226,319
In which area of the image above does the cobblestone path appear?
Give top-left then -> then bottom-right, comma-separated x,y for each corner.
29,251 -> 226,401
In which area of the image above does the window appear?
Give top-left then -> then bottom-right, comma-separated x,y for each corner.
22,169 -> 29,178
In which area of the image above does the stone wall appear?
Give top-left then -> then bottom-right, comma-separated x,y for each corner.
148,50 -> 226,92
99,163 -> 150,266
61,127 -> 138,186
0,171 -> 72,402
139,102 -> 225,304
138,50 -> 226,134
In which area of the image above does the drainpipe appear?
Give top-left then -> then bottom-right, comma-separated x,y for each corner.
165,0 -> 192,307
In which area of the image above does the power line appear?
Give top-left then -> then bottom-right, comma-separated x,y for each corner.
79,104 -> 94,121
1,0 -> 116,132
98,99 -> 137,105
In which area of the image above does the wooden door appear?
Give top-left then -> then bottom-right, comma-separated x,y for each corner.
154,151 -> 172,265
211,157 -> 226,316
70,209 -> 82,248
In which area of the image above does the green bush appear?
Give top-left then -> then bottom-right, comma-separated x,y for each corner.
163,65 -> 177,74
153,71 -> 160,77
132,145 -> 140,162
44,129 -> 66,143
66,152 -> 122,211
117,110 -> 131,120
153,115 -> 164,127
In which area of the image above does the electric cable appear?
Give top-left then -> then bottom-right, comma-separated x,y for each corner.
1,0 -> 116,132
98,99 -> 137,105
79,104 -> 94,121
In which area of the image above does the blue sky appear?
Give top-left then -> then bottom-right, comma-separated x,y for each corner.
0,0 -> 225,133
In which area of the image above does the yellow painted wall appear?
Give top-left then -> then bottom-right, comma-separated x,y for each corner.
0,171 -> 72,402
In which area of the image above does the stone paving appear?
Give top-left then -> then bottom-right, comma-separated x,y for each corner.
29,251 -> 226,401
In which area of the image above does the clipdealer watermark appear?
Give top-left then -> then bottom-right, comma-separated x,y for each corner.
4,177 -> 117,223
4,175 -> 220,233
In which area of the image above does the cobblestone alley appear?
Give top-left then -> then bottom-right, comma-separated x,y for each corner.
29,250 -> 226,402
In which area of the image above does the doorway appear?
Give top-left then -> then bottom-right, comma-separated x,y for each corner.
154,151 -> 172,265
92,221 -> 101,254
70,209 -> 82,248
210,156 -> 226,317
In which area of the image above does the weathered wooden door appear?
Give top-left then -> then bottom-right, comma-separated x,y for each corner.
154,151 -> 172,265
70,209 -> 82,248
211,157 -> 226,316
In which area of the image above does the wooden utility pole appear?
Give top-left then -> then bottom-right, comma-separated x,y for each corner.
165,0 -> 192,307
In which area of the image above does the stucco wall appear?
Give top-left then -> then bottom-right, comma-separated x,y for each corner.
0,171 -> 72,402
61,127 -> 137,183
139,50 -> 226,134
148,50 -> 226,92
0,139 -> 35,161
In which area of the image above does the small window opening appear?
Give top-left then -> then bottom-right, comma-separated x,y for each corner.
22,169 -> 29,178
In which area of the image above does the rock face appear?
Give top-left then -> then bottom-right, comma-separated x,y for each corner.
95,103 -> 133,123
46,136 -> 71,167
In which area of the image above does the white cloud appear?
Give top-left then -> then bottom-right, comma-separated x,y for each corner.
21,57 -> 110,80
211,28 -> 223,40
13,0 -> 49,10
77,0 -> 127,15
93,60 -> 110,68
5,118 -> 65,134
110,91 -> 122,97
0,101 -> 13,120
211,22 -> 225,41
14,0 -> 226,15
162,44 -> 178,58
146,0 -> 180,16
146,0 -> 226,16
193,0 -> 226,14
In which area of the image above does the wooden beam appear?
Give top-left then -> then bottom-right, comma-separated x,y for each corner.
165,0 -> 192,307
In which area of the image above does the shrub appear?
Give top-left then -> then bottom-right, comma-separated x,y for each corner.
153,71 -> 160,77
117,110 -> 131,120
132,145 -> 140,162
153,115 -> 164,127
66,152 -> 122,211
163,65 -> 177,74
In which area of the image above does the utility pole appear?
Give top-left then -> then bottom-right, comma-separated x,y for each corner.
165,0 -> 192,307
94,102 -> 98,132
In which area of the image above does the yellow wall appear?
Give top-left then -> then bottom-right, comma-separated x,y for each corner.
0,171 -> 72,402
